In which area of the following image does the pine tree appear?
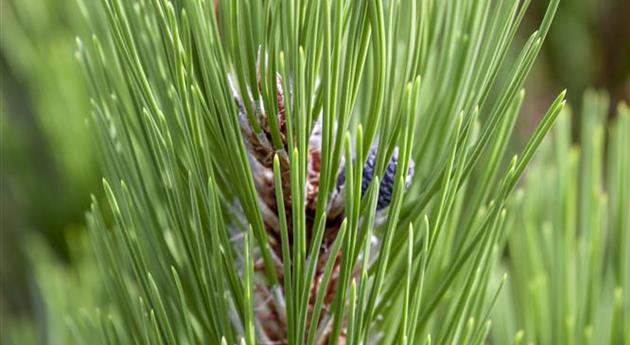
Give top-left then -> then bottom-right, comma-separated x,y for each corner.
72,0 -> 571,344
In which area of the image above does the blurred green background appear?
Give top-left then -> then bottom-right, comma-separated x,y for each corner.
0,0 -> 628,343
517,0 -> 629,137
1,0 -> 99,340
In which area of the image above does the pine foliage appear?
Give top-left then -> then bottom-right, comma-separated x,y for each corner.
63,0 -> 594,344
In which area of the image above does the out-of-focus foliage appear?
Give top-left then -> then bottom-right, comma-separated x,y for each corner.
492,91 -> 630,345
1,0 -> 98,247
529,0 -> 630,108
1,236 -> 103,345
1,0 -> 99,338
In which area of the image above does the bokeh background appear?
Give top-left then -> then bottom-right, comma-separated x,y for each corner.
1,0 -> 629,343
518,0 -> 630,137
